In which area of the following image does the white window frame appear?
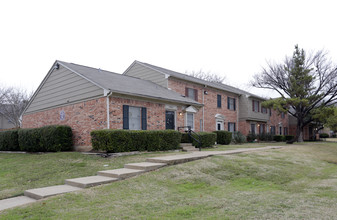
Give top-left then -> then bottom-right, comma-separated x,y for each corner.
185,112 -> 195,130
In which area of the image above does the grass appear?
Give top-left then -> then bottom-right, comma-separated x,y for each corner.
0,151 -> 184,200
1,142 -> 337,219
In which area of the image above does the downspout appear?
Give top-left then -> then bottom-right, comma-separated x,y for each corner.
105,90 -> 113,129
237,94 -> 241,131
202,85 -> 206,131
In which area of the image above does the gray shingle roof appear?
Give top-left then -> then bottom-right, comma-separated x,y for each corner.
57,61 -> 202,106
136,61 -> 267,100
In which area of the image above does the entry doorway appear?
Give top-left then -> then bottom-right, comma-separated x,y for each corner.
165,111 -> 175,130
216,120 -> 224,131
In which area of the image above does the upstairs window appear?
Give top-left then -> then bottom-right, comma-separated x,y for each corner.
281,112 -> 285,118
252,100 -> 260,112
227,97 -> 236,111
269,108 -> 272,116
217,94 -> 221,108
185,88 -> 198,101
261,107 -> 267,114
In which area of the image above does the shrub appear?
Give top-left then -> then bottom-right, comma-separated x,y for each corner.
213,131 -> 232,145
246,133 -> 257,142
18,125 -> 73,152
232,131 -> 246,144
192,132 -> 217,148
332,134 -> 336,138
273,135 -> 285,142
284,135 -> 295,141
319,133 -> 329,138
181,133 -> 192,143
0,129 -> 20,151
91,129 -> 181,153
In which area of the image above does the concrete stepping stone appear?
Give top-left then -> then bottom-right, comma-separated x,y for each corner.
0,196 -> 36,211
24,185 -> 81,200
146,153 -> 209,165
65,176 -> 118,188
124,162 -> 167,171
97,168 -> 144,179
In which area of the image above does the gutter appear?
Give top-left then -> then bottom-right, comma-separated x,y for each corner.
105,89 -> 113,129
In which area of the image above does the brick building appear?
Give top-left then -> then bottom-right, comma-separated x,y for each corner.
22,60 -> 290,151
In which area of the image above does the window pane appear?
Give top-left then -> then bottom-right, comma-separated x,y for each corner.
129,107 -> 141,130
187,88 -> 195,100
187,113 -> 194,129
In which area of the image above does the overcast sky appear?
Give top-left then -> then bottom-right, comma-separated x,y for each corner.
1,0 -> 337,98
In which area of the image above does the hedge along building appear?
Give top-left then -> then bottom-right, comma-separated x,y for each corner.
21,61 -> 202,150
124,61 -> 242,133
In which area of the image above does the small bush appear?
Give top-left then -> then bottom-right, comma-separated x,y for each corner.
18,125 -> 73,152
213,131 -> 232,145
284,135 -> 295,141
273,135 -> 285,142
319,133 -> 329,138
0,129 -> 19,151
246,133 -> 257,142
192,132 -> 217,148
91,129 -> 181,153
232,131 -> 246,144
332,134 -> 336,138
181,133 -> 192,143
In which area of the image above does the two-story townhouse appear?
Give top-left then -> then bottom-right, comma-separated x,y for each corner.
234,91 -> 289,136
21,61 -> 202,150
123,61 -> 241,133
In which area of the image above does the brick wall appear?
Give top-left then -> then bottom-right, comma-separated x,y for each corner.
22,97 -> 107,146
269,109 -> 289,135
168,77 -> 239,132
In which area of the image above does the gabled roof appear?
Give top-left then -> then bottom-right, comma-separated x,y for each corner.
131,61 -> 245,95
129,61 -> 268,100
57,61 -> 201,106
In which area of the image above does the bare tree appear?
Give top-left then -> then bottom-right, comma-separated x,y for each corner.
252,45 -> 337,142
186,70 -> 226,84
0,87 -> 32,128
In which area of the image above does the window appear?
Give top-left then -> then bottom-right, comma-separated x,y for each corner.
228,122 -> 236,132
227,97 -> 236,111
252,100 -> 260,112
185,88 -> 198,101
217,94 -> 221,108
186,113 -> 194,130
269,108 -> 272,116
270,126 -> 276,135
123,105 -> 147,130
262,107 -> 267,114
284,127 -> 288,135
251,124 -> 256,134
281,112 -> 285,118
259,124 -> 266,134
279,126 -> 282,135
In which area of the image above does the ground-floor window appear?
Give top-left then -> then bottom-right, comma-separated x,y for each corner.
251,123 -> 256,134
284,127 -> 288,135
279,126 -> 282,135
123,105 -> 147,130
270,126 -> 276,135
228,122 -> 236,132
186,112 -> 194,130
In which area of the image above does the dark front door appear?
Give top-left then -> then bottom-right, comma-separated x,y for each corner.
165,111 -> 175,130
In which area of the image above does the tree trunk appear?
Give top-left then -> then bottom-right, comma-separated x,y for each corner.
296,120 -> 304,142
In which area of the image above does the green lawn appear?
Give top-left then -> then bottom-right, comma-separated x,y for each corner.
1,142 -> 337,219
0,151 -> 185,200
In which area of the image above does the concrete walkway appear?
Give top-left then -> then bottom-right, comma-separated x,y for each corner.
0,145 -> 283,212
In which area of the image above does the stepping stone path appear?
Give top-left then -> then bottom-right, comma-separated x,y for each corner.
0,146 -> 283,211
